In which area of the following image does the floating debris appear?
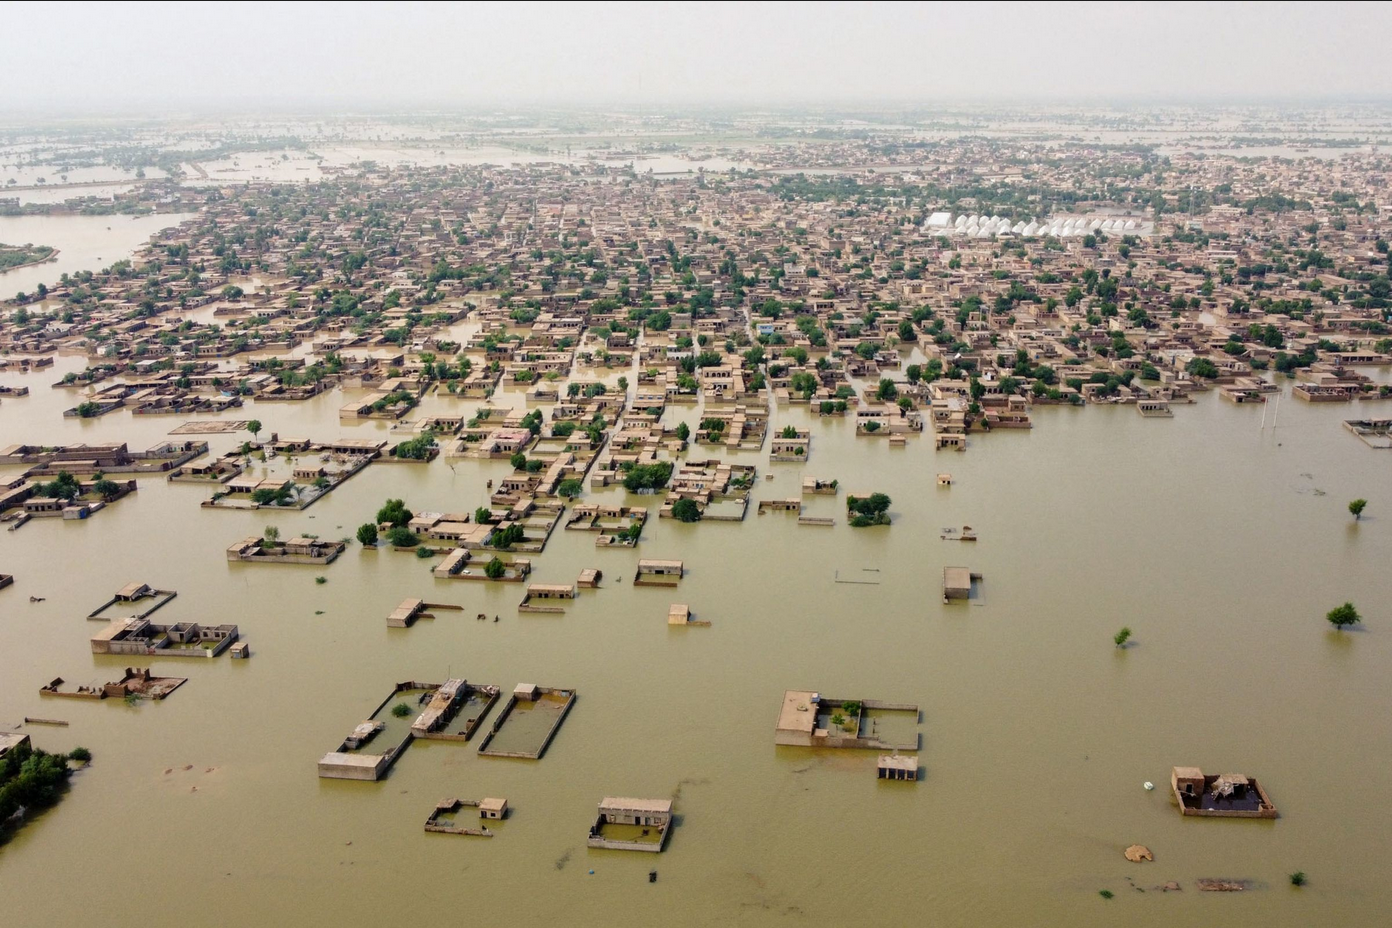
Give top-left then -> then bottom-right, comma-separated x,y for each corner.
1124,845 -> 1154,862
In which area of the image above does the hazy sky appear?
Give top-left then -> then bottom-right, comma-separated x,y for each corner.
4,1 -> 1391,111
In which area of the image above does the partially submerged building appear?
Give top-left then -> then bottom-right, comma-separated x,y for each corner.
1170,766 -> 1278,818
774,690 -> 919,751
425,797 -> 508,836
476,684 -> 576,759
1,440 -> 206,475
90,618 -> 239,658
318,679 -> 500,780
0,732 -> 31,759
586,797 -> 673,852
86,582 -> 177,621
226,535 -> 345,564
942,567 -> 981,602
518,583 -> 576,613
411,679 -> 500,742
433,548 -> 532,581
384,598 -> 464,628
42,668 -> 187,701
634,559 -> 684,585
878,754 -> 919,781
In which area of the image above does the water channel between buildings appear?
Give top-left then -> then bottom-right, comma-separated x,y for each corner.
0,345 -> 1390,927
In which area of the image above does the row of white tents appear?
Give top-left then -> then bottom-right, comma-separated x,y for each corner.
923,211 -> 1141,238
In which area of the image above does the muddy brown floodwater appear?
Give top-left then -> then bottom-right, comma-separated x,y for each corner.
0,347 -> 1389,927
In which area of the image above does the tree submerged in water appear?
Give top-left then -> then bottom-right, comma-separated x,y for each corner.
671,498 -> 702,522
847,493 -> 891,527
0,742 -> 74,844
1326,602 -> 1361,631
1348,498 -> 1367,520
1114,627 -> 1132,648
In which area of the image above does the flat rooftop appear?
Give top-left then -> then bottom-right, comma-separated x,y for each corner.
600,797 -> 673,815
879,754 -> 916,771
0,732 -> 31,756
317,752 -> 383,770
777,690 -> 818,736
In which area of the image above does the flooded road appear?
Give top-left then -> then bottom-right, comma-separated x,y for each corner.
0,350 -> 1389,927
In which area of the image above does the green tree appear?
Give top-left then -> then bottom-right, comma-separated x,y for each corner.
92,478 -> 121,501
393,434 -> 436,460
356,523 -> 378,546
474,506 -> 492,525
247,419 -> 262,439
1114,627 -> 1132,648
509,451 -> 527,470
847,493 -> 891,526
1186,357 -> 1219,379
1349,499 -> 1367,520
672,498 -> 702,522
386,526 -> 418,547
0,740 -> 73,830
490,522 -> 525,549
622,461 -> 673,492
675,421 -> 690,442
251,483 -> 293,506
263,525 -> 280,546
484,556 -> 506,579
376,498 -> 413,527
557,478 -> 583,499
1326,602 -> 1361,631
40,471 -> 81,501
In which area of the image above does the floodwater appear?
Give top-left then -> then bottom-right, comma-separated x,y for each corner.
0,345 -> 1390,927
0,164 -> 169,188
7,184 -> 138,206
0,213 -> 194,297
179,147 -> 750,186
1153,145 -> 1372,160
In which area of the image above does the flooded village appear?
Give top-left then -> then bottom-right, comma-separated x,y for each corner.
1,99 -> 1391,928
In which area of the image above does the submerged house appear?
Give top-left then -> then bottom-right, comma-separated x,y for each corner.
773,690 -> 918,751
877,754 -> 919,781
634,559 -> 684,585
1170,766 -> 1278,818
586,797 -> 674,852
942,566 -> 981,602
90,618 -> 239,658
